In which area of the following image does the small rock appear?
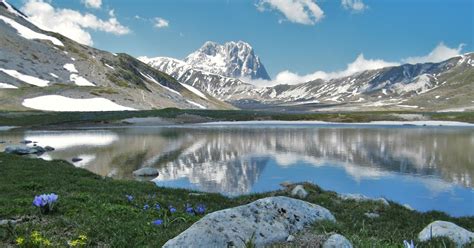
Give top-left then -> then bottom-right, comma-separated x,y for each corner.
163,196 -> 335,247
19,140 -> 32,144
418,220 -> 474,247
189,193 -> 205,197
291,185 -> 308,199
286,235 -> 295,242
338,193 -> 389,206
364,212 -> 380,218
4,145 -> 45,155
44,146 -> 55,152
323,234 -> 353,248
132,167 -> 159,177
71,157 -> 83,162
280,181 -> 292,188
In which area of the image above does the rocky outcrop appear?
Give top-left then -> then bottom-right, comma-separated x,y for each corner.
132,167 -> 159,177
4,145 -> 45,155
291,185 -> 308,199
418,221 -> 474,247
163,196 -> 335,247
338,193 -> 389,206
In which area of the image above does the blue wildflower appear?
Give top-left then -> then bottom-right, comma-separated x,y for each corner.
33,195 -> 46,207
155,203 -> 161,210
143,204 -> 150,210
195,204 -> 206,215
125,195 -> 134,202
169,205 -> 177,213
152,219 -> 163,226
185,206 -> 194,214
33,193 -> 58,213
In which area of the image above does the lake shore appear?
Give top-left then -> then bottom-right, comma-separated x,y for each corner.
1,153 -> 473,247
1,109 -> 474,129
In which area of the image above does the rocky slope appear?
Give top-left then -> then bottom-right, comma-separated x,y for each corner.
0,0 -> 232,111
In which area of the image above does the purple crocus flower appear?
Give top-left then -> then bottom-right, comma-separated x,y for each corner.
185,206 -> 194,214
33,195 -> 46,207
143,204 -> 150,210
152,219 -> 163,226
155,203 -> 161,210
195,204 -> 206,214
125,195 -> 134,202
403,240 -> 415,248
47,193 -> 58,203
169,205 -> 176,213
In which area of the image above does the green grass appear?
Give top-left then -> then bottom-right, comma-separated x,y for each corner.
0,153 -> 472,247
1,109 -> 473,127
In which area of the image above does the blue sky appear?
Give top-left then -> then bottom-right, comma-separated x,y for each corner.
10,0 -> 473,79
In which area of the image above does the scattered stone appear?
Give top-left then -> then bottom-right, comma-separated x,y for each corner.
71,157 -> 83,162
418,221 -> 474,247
280,181 -> 292,188
19,140 -> 32,144
163,196 -> 335,248
132,167 -> 159,177
291,185 -> 308,199
323,234 -> 353,248
364,212 -> 380,218
4,145 -> 45,155
338,193 -> 389,206
286,235 -> 295,242
188,193 -> 205,197
44,146 -> 55,152
0,141 -> 5,144
0,219 -> 21,226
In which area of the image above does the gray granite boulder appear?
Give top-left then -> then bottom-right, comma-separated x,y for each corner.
323,234 -> 353,248
132,167 -> 159,177
418,221 -> 474,247
163,196 -> 335,248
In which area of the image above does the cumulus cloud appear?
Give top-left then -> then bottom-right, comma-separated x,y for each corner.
21,0 -> 130,46
82,0 -> 102,9
246,43 -> 464,87
341,0 -> 367,12
257,0 -> 324,25
402,42 -> 464,64
154,17 -> 169,29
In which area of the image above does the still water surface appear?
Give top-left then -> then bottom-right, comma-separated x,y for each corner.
1,123 -> 473,216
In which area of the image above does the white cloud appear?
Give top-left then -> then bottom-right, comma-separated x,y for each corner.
246,43 -> 464,87
341,0 -> 367,12
257,0 -> 324,25
21,0 -> 130,46
154,17 -> 169,29
402,42 -> 464,64
82,0 -> 102,9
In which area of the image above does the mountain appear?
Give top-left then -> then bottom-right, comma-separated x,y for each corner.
142,43 -> 474,112
0,0 -> 232,111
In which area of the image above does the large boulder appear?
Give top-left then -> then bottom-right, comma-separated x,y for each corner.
4,145 -> 45,155
163,196 -> 335,248
338,193 -> 389,206
132,167 -> 159,177
323,234 -> 353,248
418,221 -> 474,247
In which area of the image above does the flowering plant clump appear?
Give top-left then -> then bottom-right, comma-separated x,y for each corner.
68,234 -> 88,247
15,231 -> 52,247
33,193 -> 58,214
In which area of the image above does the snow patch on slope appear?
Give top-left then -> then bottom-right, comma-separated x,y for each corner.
186,100 -> 206,109
180,83 -> 208,99
0,15 -> 63,46
0,82 -> 18,88
22,95 -> 135,112
63,63 -> 78,73
0,68 -> 49,87
69,74 -> 95,86
139,71 -> 181,96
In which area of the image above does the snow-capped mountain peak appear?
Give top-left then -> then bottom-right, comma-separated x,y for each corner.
184,40 -> 271,80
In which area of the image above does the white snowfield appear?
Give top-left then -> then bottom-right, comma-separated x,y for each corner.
139,71 -> 182,96
0,15 -> 64,46
0,82 -> 18,89
63,63 -> 78,73
69,74 -> 95,86
186,100 -> 206,109
180,83 -> 208,99
22,95 -> 136,112
0,68 -> 49,87
198,120 -> 474,127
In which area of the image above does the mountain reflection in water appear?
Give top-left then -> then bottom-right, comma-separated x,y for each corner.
1,125 -> 472,216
